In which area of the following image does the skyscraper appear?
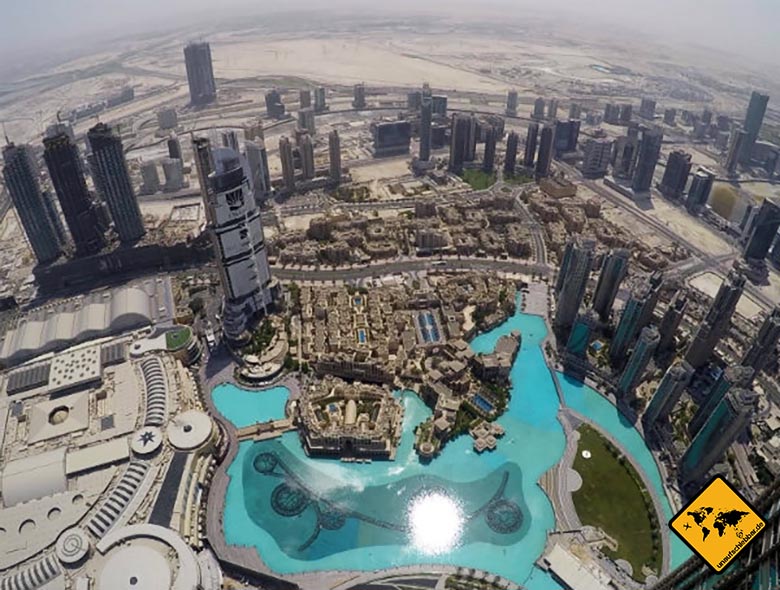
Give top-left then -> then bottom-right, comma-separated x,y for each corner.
419,98 -> 432,162
464,115 -> 478,162
297,107 -> 316,135
86,123 -> 145,243
741,306 -> 780,383
222,130 -> 239,152
161,157 -> 184,192
617,325 -> 660,398
206,147 -> 275,341
639,97 -> 656,120
689,365 -> 754,437
663,108 -> 676,126
739,90 -> 769,164
299,89 -> 312,109
140,160 -> 160,194
638,271 -> 664,329
604,103 -> 620,124
327,130 -> 342,183
299,134 -> 315,180
245,140 -> 271,203
724,127 -> 746,175
523,123 -> 539,168
431,95 -> 448,117
279,136 -> 296,192
632,127 -> 664,192
43,131 -> 106,257
314,87 -> 327,112
192,136 -> 214,201
568,103 -> 582,120
482,126 -> 497,173
658,150 -> 692,199
610,277 -> 662,366
504,131 -> 519,177
532,97 -> 545,119
506,90 -> 518,116
167,136 -> 182,160
2,142 -> 64,263
680,388 -> 756,486
684,270 -> 746,369
743,197 -> 780,261
265,89 -> 286,119
657,290 -> 688,354
547,98 -> 559,121
566,310 -> 598,359
183,41 -> 217,106
619,104 -> 633,124
581,138 -> 613,179
535,125 -> 555,178
448,114 -> 470,174
642,361 -> 693,433
685,167 -> 715,215
591,248 -> 630,321
553,119 -> 580,155
554,238 -> 595,332
352,83 -> 367,109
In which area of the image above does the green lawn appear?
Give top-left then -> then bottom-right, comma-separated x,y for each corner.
461,169 -> 497,190
572,425 -> 661,579
165,326 -> 191,351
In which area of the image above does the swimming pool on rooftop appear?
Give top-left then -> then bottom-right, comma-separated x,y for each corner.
213,294 -> 690,587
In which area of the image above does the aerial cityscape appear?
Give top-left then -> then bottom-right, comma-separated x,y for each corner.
2,3 -> 780,590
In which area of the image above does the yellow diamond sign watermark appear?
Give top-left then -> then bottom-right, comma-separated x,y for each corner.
670,476 -> 766,573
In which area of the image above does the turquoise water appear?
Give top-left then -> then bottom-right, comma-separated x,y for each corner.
214,296 -> 688,584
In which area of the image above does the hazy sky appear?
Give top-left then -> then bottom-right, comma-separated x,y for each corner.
0,0 -> 778,71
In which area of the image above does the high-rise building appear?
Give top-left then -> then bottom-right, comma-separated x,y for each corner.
352,83 -> 367,109
183,41 -> 217,106
684,270 -> 746,369
278,136 -> 295,192
639,97 -> 656,120
222,130 -> 239,152
523,123 -> 539,168
744,197 -> 780,261
642,361 -> 693,432
86,122 -> 145,243
161,157 -> 184,192
701,108 -> 713,126
592,248 -> 630,321
685,166 -> 715,215
140,160 -> 160,195
724,127 -> 747,175
739,90 -> 769,164
532,97 -> 545,119
619,104 -> 633,124
448,114 -> 470,174
658,150 -> 691,199
741,306 -> 780,383
245,140 -> 271,203
314,87 -> 327,112
167,136 -> 182,160
504,131 -> 519,177
192,136 -> 214,200
206,147 -> 275,341
632,127 -> 664,192
680,388 -> 757,486
689,365 -> 754,438
407,91 -> 422,111
663,108 -> 676,126
464,115 -> 478,162
566,310 -> 598,359
297,107 -> 316,135
650,481 -> 780,590
329,130 -> 342,182
581,138 -> 613,179
43,131 -> 106,257
610,276 -> 662,366
554,238 -> 595,332
299,134 -> 315,180
244,119 -> 264,142
568,103 -> 582,120
2,142 -> 64,263
506,90 -> 518,116
657,290 -> 688,354
612,134 -> 639,179
553,119 -> 580,155
419,98 -> 432,162
638,271 -> 664,329
299,89 -> 312,109
482,126 -> 497,173
431,95 -> 448,117
604,103 -> 620,124
265,89 -> 286,119
535,125 -> 555,178
547,98 -> 559,121
617,325 -> 660,398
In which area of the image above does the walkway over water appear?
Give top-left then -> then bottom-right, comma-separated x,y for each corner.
235,418 -> 295,442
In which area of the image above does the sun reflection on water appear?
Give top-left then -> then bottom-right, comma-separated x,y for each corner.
407,491 -> 464,555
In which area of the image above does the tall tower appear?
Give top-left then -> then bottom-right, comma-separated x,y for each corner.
657,290 -> 688,354
659,150 -> 692,199
192,136 -> 214,201
86,122 -> 145,243
505,90 -> 518,116
464,115 -> 478,162
482,126 -> 497,173
724,127 -> 746,175
299,89 -> 312,109
419,98 -> 432,162
591,248 -> 630,321
685,167 -> 715,215
245,140 -> 271,204
610,277 -> 661,366
639,97 -> 656,120
352,83 -> 367,109
741,306 -> 780,383
642,361 -> 693,432
581,138 -> 613,179
689,365 -> 753,437
617,325 -> 660,399
43,130 -> 106,257
554,238 -> 595,333
680,388 -> 757,487
632,127 -> 663,192
743,197 -> 780,261
523,122 -> 539,168
206,147 -> 275,341
739,90 -> 769,164
2,142 -> 64,263
448,114 -> 469,174
184,41 -> 217,106
279,136 -> 296,192
684,270 -> 746,369
534,125 -> 555,178
314,87 -> 327,112
504,131 -> 519,177
299,134 -> 315,180
329,130 -> 342,182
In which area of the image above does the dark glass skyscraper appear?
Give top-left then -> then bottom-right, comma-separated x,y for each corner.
554,237 -> 595,333
419,98 -> 432,162
504,131 -> 519,176
448,114 -> 470,174
659,150 -> 691,199
743,197 -> 780,261
739,90 -> 769,164
741,306 -> 780,383
482,125 -> 497,173
535,125 -> 555,178
43,131 -> 106,257
87,123 -> 145,243
184,41 -> 217,106
2,143 -> 64,263
685,167 -> 715,215
642,361 -> 693,433
591,248 -> 630,321
617,325 -> 659,399
632,127 -> 663,192
523,123 -> 539,168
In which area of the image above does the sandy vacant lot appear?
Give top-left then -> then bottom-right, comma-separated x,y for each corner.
689,272 -> 762,319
